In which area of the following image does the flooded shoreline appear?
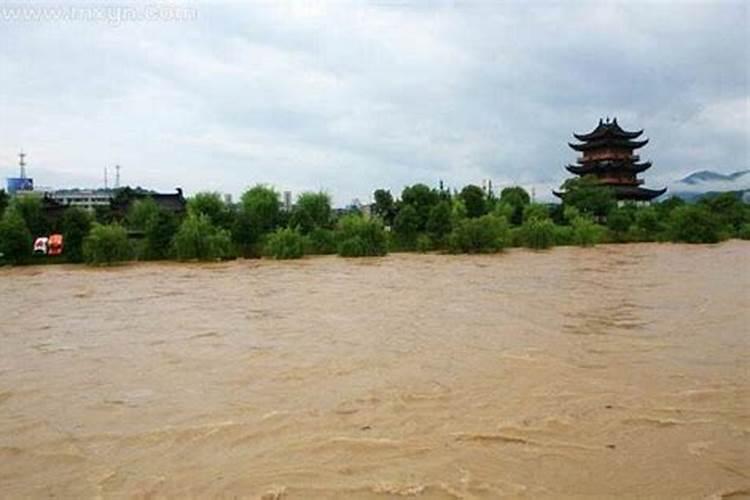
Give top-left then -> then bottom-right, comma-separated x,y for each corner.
1,242 -> 748,498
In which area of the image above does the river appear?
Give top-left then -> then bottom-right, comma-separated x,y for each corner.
0,242 -> 748,498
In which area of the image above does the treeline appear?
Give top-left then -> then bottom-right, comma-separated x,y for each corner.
0,176 -> 748,266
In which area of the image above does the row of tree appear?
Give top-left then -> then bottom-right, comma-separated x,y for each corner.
0,177 -> 748,265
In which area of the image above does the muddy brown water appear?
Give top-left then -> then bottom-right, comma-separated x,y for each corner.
0,242 -> 748,498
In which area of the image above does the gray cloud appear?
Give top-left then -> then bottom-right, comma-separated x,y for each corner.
0,1 -> 747,204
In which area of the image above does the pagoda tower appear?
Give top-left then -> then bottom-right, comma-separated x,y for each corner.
556,118 -> 666,202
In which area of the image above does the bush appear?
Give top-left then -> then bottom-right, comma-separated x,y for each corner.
571,216 -> 603,247
306,227 -> 337,254
289,191 -> 332,233
336,214 -> 388,257
61,207 -> 92,263
447,214 -> 509,254
668,205 -> 724,244
265,228 -> 306,259
173,213 -> 233,261
0,209 -> 32,264
83,223 -> 131,265
520,218 -> 556,249
415,234 -> 432,253
143,210 -> 178,260
553,224 -> 574,246
738,223 -> 750,240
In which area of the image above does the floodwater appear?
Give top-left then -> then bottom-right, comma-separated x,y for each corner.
0,242 -> 748,499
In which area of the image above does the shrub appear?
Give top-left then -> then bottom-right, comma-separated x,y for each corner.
426,201 -> 453,246
415,234 -> 432,253
306,227 -> 337,254
233,185 -> 280,251
173,213 -> 233,261
572,216 -> 603,247
126,198 -> 159,230
447,214 -> 509,254
553,224 -> 574,246
336,214 -> 388,257
738,223 -> 750,240
83,223 -> 131,265
265,228 -> 306,259
188,192 -> 235,229
0,209 -> 32,264
520,218 -> 556,249
288,192 -> 332,233
143,209 -> 178,260
61,207 -> 92,263
667,205 -> 724,244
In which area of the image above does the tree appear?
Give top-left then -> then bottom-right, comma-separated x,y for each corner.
607,206 -> 636,241
11,195 -> 48,237
0,209 -> 32,264
233,185 -> 280,252
188,192 -> 234,230
173,213 -> 233,261
499,186 -> 530,225
265,227 -> 306,259
459,184 -> 487,218
448,214 -> 509,254
336,214 -> 388,257
523,203 -> 551,222
700,192 -> 748,235
426,200 -> 453,245
126,197 -> 159,230
559,176 -> 615,219
61,207 -> 92,263
520,218 -> 556,249
392,204 -> 420,247
83,224 -> 131,265
400,184 -> 440,230
0,189 -> 8,218
144,209 -> 178,260
288,191 -> 332,233
668,205 -> 723,244
372,189 -> 396,226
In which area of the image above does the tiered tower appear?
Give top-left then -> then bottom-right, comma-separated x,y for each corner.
556,118 -> 666,202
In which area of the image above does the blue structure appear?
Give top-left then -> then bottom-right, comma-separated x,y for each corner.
6,151 -> 33,194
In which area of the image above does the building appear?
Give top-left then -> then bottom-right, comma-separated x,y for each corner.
555,118 -> 667,203
110,187 -> 187,218
49,188 -> 113,212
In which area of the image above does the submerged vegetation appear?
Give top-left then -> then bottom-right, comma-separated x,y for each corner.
0,179 -> 748,266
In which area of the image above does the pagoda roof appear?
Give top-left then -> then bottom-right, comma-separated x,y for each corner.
553,185 -> 666,201
573,118 -> 644,141
566,160 -> 652,175
568,137 -> 649,152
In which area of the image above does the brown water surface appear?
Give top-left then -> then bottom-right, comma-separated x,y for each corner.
1,242 -> 748,498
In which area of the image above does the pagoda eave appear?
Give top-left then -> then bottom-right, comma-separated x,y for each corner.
610,185 -> 667,201
568,138 -> 649,152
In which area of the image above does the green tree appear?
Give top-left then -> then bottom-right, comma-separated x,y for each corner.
700,192 -> 747,235
83,224 -> 131,265
571,215 -> 603,247
0,189 -> 8,218
265,227 -> 306,259
127,198 -> 159,230
393,204 -> 420,247
173,213 -> 233,261
0,209 -> 32,264
61,207 -> 92,263
188,192 -> 234,230
667,205 -> 723,244
607,206 -> 636,241
11,196 -> 48,237
523,203 -> 551,223
143,209 -> 178,260
448,214 -> 509,253
289,191 -> 332,233
520,218 -> 556,249
233,185 -> 280,252
336,214 -> 388,257
559,176 -> 616,219
372,189 -> 396,226
426,200 -> 453,245
400,184 -> 440,230
499,186 -> 530,225
459,184 -> 487,218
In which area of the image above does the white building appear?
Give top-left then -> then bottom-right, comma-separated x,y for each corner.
49,188 -> 113,212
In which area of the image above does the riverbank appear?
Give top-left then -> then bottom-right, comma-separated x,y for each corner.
1,241 -> 748,497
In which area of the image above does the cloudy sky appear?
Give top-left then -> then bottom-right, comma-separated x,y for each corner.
0,1 -> 747,205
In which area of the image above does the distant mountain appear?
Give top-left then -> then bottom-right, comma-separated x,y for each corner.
668,169 -> 750,202
678,170 -> 750,185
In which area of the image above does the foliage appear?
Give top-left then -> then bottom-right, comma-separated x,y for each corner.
288,191 -> 332,233
426,200 -> 453,245
448,214 -> 509,254
11,195 -> 48,237
372,189 -> 397,226
0,189 -> 8,218
306,227 -> 337,254
459,184 -> 487,218
0,209 -> 32,264
607,205 -> 637,241
188,192 -> 234,229
738,223 -> 750,240
83,223 -> 131,265
699,192 -> 748,235
571,215 -> 603,247
523,203 -> 551,223
400,183 -> 440,230
415,234 -> 432,253
336,214 -> 388,257
61,207 -> 92,263
233,185 -> 281,252
265,227 -> 306,259
499,186 -> 530,225
127,197 -> 159,230
393,203 -> 420,247
143,209 -> 178,260
173,213 -> 233,261
560,176 -> 616,218
667,205 -> 724,244
520,218 -> 556,250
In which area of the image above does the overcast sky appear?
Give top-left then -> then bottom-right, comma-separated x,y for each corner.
0,1 -> 747,204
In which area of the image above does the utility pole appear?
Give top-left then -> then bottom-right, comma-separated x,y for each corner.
104,167 -> 108,189
115,165 -> 121,189
19,150 -> 26,178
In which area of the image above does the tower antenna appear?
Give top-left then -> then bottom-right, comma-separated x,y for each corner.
115,165 -> 121,189
19,150 -> 26,178
104,166 -> 108,189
